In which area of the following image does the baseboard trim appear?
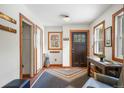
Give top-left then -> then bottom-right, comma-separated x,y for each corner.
23,74 -> 31,78
62,66 -> 71,68
49,64 -> 62,67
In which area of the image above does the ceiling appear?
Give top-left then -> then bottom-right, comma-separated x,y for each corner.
26,4 -> 112,26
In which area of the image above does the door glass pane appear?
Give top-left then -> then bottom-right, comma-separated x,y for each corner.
82,34 -> 85,43
74,34 -> 77,42
78,34 -> 81,42
74,34 -> 85,42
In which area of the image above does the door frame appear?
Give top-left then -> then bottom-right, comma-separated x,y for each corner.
35,25 -> 43,73
70,30 -> 90,67
19,13 -> 34,79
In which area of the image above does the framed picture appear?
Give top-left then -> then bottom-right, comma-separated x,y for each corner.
105,26 -> 112,47
48,32 -> 62,50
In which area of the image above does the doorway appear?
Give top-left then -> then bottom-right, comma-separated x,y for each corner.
22,21 -> 31,78
20,14 -> 34,79
70,30 -> 90,67
34,26 -> 43,74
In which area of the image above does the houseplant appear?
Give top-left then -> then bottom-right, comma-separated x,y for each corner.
97,54 -> 105,62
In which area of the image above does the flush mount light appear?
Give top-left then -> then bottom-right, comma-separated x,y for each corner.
60,15 -> 70,22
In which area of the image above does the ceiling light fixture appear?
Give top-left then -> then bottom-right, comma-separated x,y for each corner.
60,15 -> 70,22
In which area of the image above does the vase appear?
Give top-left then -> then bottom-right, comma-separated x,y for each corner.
100,58 -> 104,62
45,57 -> 50,68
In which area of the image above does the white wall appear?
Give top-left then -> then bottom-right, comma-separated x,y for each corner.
89,4 -> 123,60
0,4 -> 43,87
44,26 -> 63,64
62,24 -> 89,66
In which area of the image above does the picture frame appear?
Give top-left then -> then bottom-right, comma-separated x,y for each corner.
48,32 -> 62,50
105,26 -> 112,47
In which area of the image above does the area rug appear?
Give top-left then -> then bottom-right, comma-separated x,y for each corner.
32,68 -> 89,88
50,67 -> 87,78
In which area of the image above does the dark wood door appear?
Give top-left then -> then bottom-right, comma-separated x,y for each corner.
72,32 -> 87,67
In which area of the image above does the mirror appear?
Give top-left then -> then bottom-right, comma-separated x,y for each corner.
112,8 -> 124,62
93,21 -> 105,55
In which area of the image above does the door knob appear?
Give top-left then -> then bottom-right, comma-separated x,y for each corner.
22,64 -> 24,68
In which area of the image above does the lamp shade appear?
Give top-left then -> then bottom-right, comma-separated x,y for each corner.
63,16 -> 70,22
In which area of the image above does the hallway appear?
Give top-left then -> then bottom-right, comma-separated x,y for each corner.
0,4 -> 124,88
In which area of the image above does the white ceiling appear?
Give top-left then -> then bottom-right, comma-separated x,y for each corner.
26,4 -> 112,26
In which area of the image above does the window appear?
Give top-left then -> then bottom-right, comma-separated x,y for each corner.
73,34 -> 85,43
93,21 -> 105,55
112,8 -> 124,63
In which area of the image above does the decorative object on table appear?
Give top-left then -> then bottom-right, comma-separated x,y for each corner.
97,54 -> 105,62
48,32 -> 62,50
105,26 -> 112,47
45,56 -> 50,68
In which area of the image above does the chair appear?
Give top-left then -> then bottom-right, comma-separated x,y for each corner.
83,63 -> 124,88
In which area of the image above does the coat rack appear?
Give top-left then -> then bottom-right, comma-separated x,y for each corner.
0,24 -> 16,33
0,11 -> 17,33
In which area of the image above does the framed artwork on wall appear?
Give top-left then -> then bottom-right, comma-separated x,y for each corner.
48,32 -> 62,50
105,26 -> 112,47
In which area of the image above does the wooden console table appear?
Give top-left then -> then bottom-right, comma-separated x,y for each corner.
87,57 -> 122,78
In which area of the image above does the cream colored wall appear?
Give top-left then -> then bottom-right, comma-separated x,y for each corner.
89,4 -> 123,60
44,25 -> 90,66
44,26 -> 63,65
0,5 -> 44,87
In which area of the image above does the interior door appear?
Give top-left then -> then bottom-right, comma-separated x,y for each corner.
22,21 -> 31,78
72,32 -> 87,67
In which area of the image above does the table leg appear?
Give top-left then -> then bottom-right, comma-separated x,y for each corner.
102,68 -> 106,75
87,61 -> 91,76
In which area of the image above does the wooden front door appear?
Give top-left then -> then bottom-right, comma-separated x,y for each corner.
71,32 -> 87,67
